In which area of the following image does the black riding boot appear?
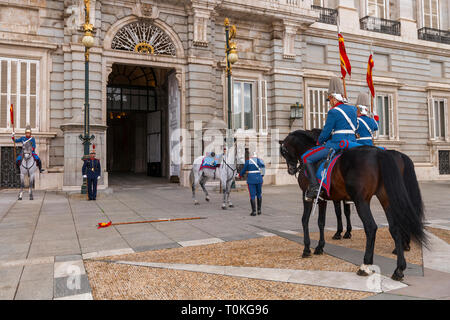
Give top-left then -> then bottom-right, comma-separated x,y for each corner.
250,199 -> 256,216
37,159 -> 44,173
257,197 -> 262,215
305,162 -> 320,201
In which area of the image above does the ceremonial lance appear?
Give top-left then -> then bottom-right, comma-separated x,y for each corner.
10,104 -> 16,161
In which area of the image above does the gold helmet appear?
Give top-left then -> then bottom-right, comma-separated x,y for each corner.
25,125 -> 32,134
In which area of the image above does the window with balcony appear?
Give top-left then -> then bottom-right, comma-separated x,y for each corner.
311,0 -> 338,25
0,57 -> 39,130
418,0 -> 450,44
367,0 -> 387,19
422,0 -> 439,29
360,0 -> 400,35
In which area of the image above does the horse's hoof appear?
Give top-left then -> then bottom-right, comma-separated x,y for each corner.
222,205 -> 227,210
18,198 -> 22,201
332,233 -> 342,240
391,271 -> 404,282
194,201 -> 199,205
356,269 -> 370,277
314,247 -> 324,255
228,204 -> 234,208
302,250 -> 312,258
205,197 -> 210,202
30,197 -> 33,200
343,232 -> 352,239
404,244 -> 411,252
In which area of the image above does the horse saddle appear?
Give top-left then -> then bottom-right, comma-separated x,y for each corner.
313,150 -> 344,197
200,153 -> 223,171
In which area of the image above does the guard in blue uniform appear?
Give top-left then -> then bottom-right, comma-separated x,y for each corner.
82,148 -> 101,200
301,76 -> 361,200
238,152 -> 265,216
12,125 -> 44,173
355,92 -> 379,146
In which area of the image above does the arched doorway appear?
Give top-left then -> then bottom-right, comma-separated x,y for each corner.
103,17 -> 184,185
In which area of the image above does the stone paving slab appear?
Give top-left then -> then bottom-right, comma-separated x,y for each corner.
15,278 -> 54,300
110,260 -> 407,293
422,230 -> 450,273
53,274 -> 91,299
254,226 -> 424,277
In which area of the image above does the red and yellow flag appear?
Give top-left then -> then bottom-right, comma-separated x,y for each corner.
10,104 -> 14,127
338,33 -> 351,79
366,54 -> 375,98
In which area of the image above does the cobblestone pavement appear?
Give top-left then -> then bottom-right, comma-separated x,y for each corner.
0,174 -> 449,300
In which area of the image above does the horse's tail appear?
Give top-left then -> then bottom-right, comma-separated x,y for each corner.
399,152 -> 425,223
377,151 -> 427,247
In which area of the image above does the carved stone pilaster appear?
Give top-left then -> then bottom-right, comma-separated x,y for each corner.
283,22 -> 297,59
193,10 -> 210,47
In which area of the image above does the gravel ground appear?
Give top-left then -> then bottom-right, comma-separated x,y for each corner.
426,227 -> 450,244
308,227 -> 423,265
99,236 -> 358,272
84,260 -> 374,300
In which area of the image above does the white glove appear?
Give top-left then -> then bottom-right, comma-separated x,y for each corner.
11,132 -> 15,137
235,172 -> 240,179
97,176 -> 100,180
83,175 -> 87,178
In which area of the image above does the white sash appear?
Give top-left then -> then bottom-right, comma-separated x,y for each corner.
249,158 -> 262,175
357,118 -> 372,135
334,107 -> 356,132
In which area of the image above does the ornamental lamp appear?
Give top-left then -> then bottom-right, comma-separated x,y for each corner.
228,42 -> 238,64
82,33 -> 94,48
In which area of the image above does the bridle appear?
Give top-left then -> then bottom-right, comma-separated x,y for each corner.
280,142 -> 302,178
222,145 -> 237,184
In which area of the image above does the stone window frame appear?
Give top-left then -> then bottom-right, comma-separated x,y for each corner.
0,57 -> 40,131
224,68 -> 268,135
0,45 -> 52,135
428,95 -> 449,142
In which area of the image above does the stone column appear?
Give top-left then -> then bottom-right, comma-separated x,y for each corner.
393,0 -> 418,41
337,0 -> 360,33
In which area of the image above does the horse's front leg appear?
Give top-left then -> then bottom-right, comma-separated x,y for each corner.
199,175 -> 209,202
29,173 -> 34,200
18,174 -> 24,200
226,178 -> 234,208
221,181 -> 227,210
192,175 -> 199,205
343,203 -> 352,239
314,200 -> 327,255
301,192 -> 313,258
332,200 -> 343,239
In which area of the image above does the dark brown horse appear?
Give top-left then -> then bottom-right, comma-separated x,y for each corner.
280,129 -> 426,281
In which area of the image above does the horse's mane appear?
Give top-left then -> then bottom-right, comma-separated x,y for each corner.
289,129 -> 322,144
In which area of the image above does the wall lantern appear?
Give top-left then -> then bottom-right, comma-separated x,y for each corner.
289,102 -> 303,127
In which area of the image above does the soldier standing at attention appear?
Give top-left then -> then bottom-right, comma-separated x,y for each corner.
82,148 -> 101,200
238,152 -> 265,216
355,92 -> 379,146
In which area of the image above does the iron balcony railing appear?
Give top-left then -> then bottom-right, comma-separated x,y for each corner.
418,27 -> 450,45
311,5 -> 338,25
360,16 -> 400,36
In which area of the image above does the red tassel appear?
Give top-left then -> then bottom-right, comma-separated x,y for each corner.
97,221 -> 112,229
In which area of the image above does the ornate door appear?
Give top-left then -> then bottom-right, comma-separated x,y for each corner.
1,147 -> 21,188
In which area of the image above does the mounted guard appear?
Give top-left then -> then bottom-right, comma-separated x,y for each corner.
355,92 -> 379,146
12,125 -> 44,173
301,76 -> 360,200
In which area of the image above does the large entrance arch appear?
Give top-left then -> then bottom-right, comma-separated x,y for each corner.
102,17 -> 186,186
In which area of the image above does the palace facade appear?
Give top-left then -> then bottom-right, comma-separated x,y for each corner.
0,0 -> 449,190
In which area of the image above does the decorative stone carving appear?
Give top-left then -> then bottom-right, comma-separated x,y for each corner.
133,0 -> 159,19
111,21 -> 176,56
64,0 -> 96,34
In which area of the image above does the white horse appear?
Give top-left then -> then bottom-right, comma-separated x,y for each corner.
18,140 -> 38,200
190,145 -> 240,209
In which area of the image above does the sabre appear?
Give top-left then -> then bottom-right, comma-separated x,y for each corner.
311,149 -> 335,217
